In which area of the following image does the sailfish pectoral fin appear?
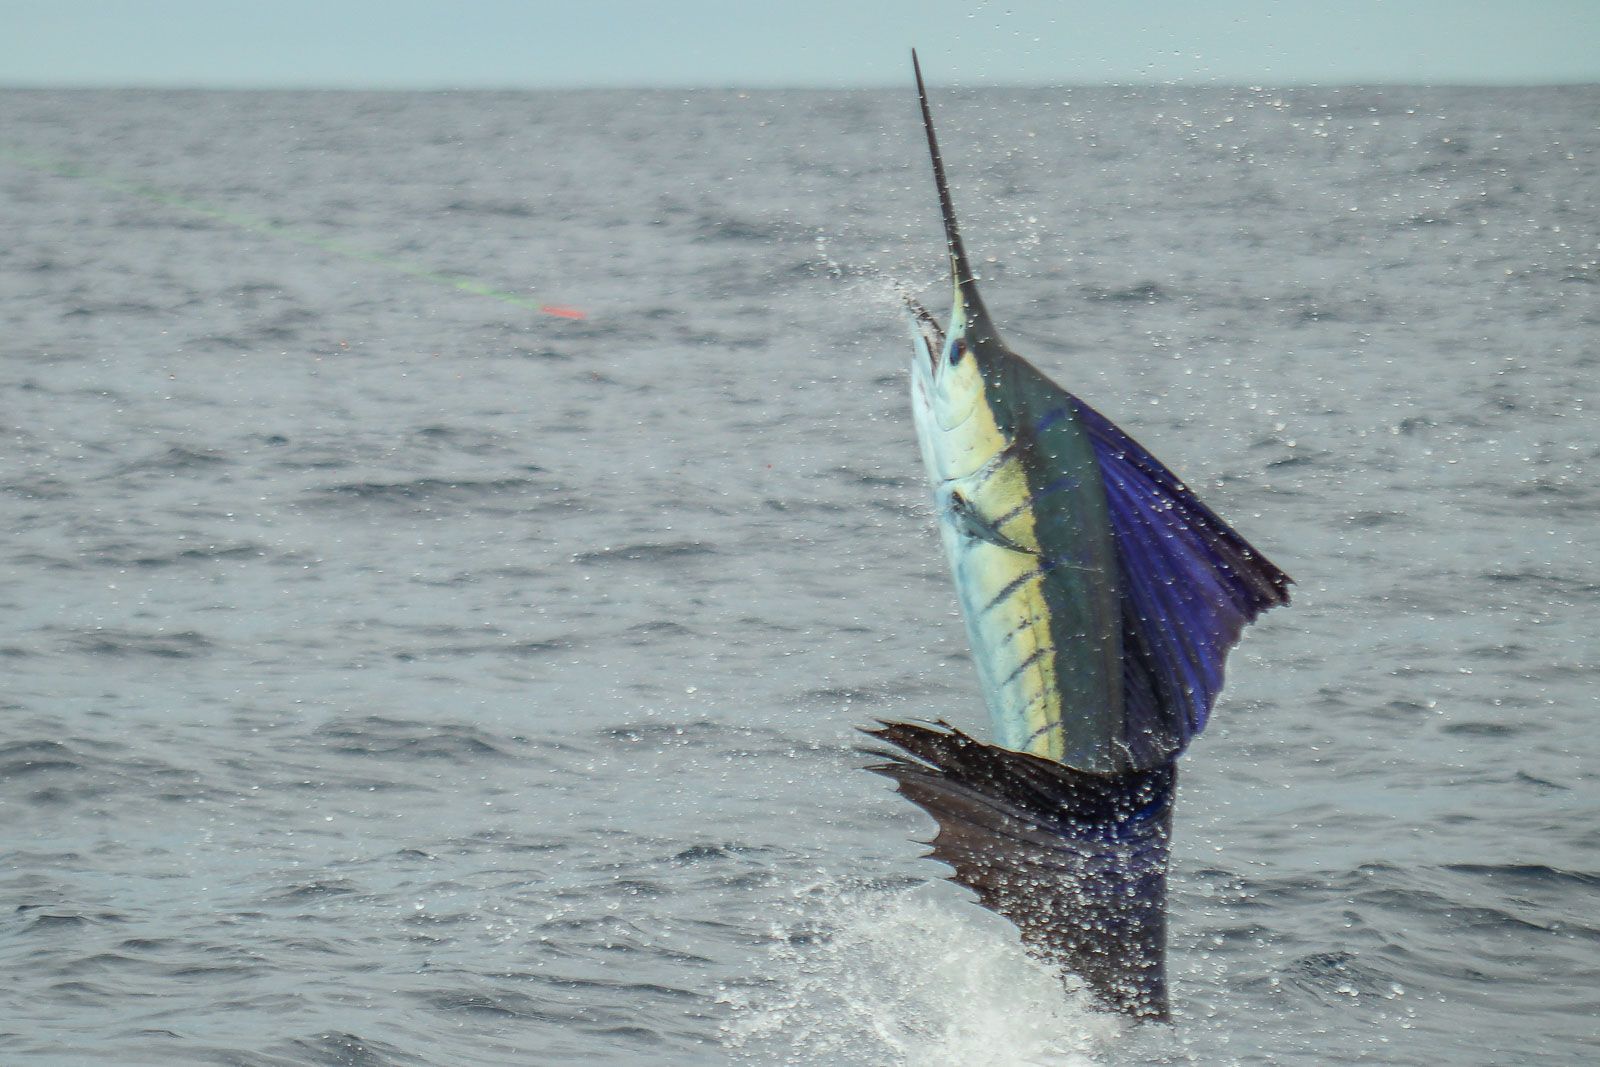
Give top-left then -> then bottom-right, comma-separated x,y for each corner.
946,489 -> 1035,556
863,720 -> 1173,1021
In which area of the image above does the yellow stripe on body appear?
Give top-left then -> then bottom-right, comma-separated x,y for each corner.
938,393 -> 1067,762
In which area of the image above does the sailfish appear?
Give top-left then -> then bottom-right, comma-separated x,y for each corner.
864,53 -> 1292,1021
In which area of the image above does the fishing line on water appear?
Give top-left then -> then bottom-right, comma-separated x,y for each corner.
0,143 -> 587,320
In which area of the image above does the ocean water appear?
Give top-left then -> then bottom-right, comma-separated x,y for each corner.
1,84 -> 1596,1065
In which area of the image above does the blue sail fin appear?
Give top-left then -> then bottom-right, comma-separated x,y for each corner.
998,354 -> 1291,770
1067,397 -> 1292,766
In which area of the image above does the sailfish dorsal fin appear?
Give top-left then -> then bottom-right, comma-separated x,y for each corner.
994,354 -> 1291,767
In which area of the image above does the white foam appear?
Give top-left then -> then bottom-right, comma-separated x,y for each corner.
722,883 -> 1125,1066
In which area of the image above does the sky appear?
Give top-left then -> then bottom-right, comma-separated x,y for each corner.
2,0 -> 1597,89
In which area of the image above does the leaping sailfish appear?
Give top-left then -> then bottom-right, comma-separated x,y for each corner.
865,52 -> 1292,1021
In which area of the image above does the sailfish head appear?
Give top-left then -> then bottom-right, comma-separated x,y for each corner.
908,50 -> 1010,433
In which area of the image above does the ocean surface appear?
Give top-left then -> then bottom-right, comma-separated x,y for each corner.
1,84 -> 1596,1065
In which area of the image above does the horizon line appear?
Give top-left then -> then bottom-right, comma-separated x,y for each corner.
3,78 -> 1597,93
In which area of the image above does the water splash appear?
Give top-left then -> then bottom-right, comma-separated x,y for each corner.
723,884 -> 1124,1066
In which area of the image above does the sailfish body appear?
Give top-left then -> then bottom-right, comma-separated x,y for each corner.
868,53 -> 1291,1020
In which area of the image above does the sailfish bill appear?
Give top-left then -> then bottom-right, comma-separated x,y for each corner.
867,52 -> 1291,1020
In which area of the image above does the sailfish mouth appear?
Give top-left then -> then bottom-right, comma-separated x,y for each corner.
907,297 -> 945,371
